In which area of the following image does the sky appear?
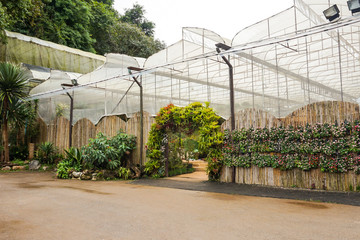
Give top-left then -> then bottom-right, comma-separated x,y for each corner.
113,0 -> 294,45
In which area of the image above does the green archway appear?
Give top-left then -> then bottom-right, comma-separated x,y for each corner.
146,102 -> 223,180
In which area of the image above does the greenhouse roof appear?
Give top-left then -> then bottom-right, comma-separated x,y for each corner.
27,0 -> 360,124
0,30 -> 105,74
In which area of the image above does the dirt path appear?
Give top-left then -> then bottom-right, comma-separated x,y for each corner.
1,172 -> 360,240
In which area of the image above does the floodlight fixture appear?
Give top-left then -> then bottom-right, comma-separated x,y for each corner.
71,79 -> 78,86
215,43 -> 231,51
323,4 -> 340,22
347,0 -> 360,15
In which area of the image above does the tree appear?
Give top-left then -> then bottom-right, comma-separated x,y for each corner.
0,2 -> 8,43
89,0 -> 117,55
0,62 -> 28,162
120,3 -> 155,37
39,0 -> 95,52
108,22 -> 163,58
0,0 -> 165,57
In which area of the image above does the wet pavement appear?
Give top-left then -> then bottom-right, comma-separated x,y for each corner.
1,171 -> 360,240
133,172 -> 360,206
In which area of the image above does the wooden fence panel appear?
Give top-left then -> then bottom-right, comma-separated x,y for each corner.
283,101 -> 360,127
96,115 -> 127,137
220,166 -> 360,192
46,117 -> 70,152
37,118 -> 48,144
72,118 -> 96,148
126,111 -> 155,166
222,108 -> 281,131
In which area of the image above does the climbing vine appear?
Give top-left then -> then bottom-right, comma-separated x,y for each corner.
146,102 -> 223,180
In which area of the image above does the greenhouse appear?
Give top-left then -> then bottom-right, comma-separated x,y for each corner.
1,0 -> 360,189
0,0 -> 351,126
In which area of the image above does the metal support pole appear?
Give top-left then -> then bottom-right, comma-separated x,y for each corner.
69,94 -> 73,148
140,76 -> 144,167
216,48 -> 235,131
61,84 -> 74,148
165,140 -> 169,177
337,30 -> 344,102
216,45 -> 235,183
128,67 -> 144,168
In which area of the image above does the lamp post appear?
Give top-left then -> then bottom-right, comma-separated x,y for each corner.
61,80 -> 78,148
216,43 -> 236,183
216,43 -> 235,132
128,67 -> 144,169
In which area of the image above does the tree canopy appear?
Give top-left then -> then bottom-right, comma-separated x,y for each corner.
0,0 -> 165,57
119,3 -> 155,37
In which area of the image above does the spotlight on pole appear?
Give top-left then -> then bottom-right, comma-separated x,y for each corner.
323,4 -> 340,22
71,79 -> 78,86
347,0 -> 360,15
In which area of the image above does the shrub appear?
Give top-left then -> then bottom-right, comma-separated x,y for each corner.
118,167 -> 131,180
82,132 -> 136,170
10,145 -> 29,161
64,147 -> 83,172
56,160 -> 74,179
144,159 -> 160,176
36,142 -> 58,164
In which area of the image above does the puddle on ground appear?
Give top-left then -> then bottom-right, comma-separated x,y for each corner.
17,183 -> 45,189
56,185 -> 111,195
202,192 -> 239,201
17,182 -> 111,195
0,220 -> 27,233
287,201 -> 328,209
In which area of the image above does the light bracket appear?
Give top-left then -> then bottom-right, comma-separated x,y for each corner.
323,4 -> 340,22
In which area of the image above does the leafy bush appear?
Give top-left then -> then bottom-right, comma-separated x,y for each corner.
56,160 -> 74,179
82,132 -> 136,170
11,159 -> 26,166
144,159 -> 160,176
10,145 -> 28,161
118,167 -> 131,180
64,147 -> 83,172
36,142 -> 58,164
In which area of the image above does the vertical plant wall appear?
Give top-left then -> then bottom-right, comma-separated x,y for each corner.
223,121 -> 360,174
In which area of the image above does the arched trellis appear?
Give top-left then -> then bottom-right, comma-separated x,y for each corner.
146,102 -> 223,180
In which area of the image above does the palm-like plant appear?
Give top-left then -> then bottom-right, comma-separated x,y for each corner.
0,62 -> 28,162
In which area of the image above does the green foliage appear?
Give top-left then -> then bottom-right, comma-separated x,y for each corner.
11,159 -> 26,166
88,0 -> 116,55
8,100 -> 39,146
10,145 -> 28,161
118,167 -> 131,180
120,3 -> 155,37
56,160 -> 74,179
0,62 -> 28,108
144,159 -> 161,176
55,103 -> 68,117
82,131 -> 136,170
0,62 -> 29,162
36,142 -> 57,164
168,167 -> 195,177
223,121 -> 360,174
146,102 -> 223,180
64,147 -> 83,171
108,22 -> 164,58
0,0 -> 165,57
0,2 -> 8,43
